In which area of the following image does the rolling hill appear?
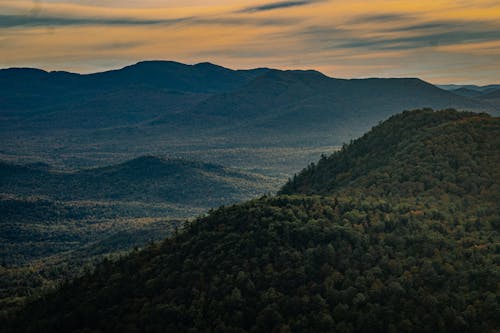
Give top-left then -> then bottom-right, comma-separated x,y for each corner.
6,109 -> 498,332
0,156 -> 278,267
0,156 -> 275,206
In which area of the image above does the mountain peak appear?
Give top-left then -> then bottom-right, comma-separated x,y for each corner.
194,61 -> 229,70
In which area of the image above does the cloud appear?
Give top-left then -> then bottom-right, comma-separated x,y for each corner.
93,41 -> 146,51
330,29 -> 500,51
347,13 -> 411,24
0,13 -> 298,29
293,16 -> 500,52
189,16 -> 301,26
240,0 -> 321,13
0,14 -> 188,28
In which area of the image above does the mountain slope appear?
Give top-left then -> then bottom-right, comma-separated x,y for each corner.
0,61 -> 268,130
280,108 -> 500,199
0,156 -> 277,314
167,71 -> 497,137
7,109 -> 499,332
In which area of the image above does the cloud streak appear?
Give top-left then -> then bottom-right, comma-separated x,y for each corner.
347,13 -> 412,24
0,14 -> 188,27
0,11 -> 299,29
331,27 -> 500,51
240,0 -> 321,13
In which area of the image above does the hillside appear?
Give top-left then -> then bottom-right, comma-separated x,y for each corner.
163,70 -> 495,137
1,61 -> 498,176
480,89 -> 500,104
280,108 -> 500,200
0,156 -> 278,265
7,109 -> 499,332
0,156 -> 277,314
0,61 -> 267,130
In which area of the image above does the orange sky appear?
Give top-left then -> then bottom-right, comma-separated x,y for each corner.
1,0 -> 500,84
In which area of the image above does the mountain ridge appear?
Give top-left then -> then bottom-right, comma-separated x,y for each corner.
2,60 -> 499,175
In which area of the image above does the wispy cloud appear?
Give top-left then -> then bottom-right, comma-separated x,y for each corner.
347,13 -> 411,24
0,14 -> 188,27
0,11 -> 298,29
239,0 -> 322,13
331,28 -> 500,51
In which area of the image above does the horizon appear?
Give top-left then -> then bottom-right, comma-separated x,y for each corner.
1,0 -> 499,85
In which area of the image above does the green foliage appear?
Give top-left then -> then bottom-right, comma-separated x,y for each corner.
5,109 -> 499,332
0,195 -> 182,315
0,156 -> 277,315
281,109 -> 499,202
6,194 -> 498,332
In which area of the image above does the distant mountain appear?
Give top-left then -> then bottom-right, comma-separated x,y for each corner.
437,84 -> 500,92
8,109 -> 498,332
450,87 -> 484,98
0,61 -> 268,130
0,61 -> 268,95
174,70 -> 497,137
1,61 -> 499,175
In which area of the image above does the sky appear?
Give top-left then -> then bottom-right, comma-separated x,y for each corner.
1,0 -> 500,84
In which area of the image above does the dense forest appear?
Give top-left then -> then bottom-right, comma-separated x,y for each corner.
0,156 -> 276,206
0,157 -> 277,315
4,109 -> 499,332
281,108 -> 500,200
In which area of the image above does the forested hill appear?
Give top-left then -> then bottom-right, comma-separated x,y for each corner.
6,110 -> 499,333
0,61 -> 268,95
0,156 -> 276,206
280,108 -> 500,201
